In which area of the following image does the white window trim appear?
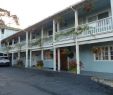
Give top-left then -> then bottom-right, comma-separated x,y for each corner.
93,45 -> 113,62
86,9 -> 110,23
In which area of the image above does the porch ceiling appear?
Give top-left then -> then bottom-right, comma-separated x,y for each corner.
78,0 -> 111,16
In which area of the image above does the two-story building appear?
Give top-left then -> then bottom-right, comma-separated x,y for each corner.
1,0 -> 113,75
0,26 -> 21,53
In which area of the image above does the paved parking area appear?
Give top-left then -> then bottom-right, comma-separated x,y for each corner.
0,67 -> 112,95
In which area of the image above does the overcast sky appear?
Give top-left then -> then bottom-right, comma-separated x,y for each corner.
0,0 -> 81,29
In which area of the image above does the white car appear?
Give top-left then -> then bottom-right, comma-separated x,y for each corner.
0,56 -> 10,66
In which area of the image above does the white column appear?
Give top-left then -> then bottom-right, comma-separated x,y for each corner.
25,32 -> 29,68
18,36 -> 20,59
53,19 -> 56,43
12,52 -> 14,66
29,32 -> 32,67
75,10 -> 80,74
111,0 -> 113,19
41,27 -> 44,41
53,47 -> 56,71
41,50 -> 44,61
30,50 -> 32,67
30,32 -> 32,41
41,27 -> 44,61
57,48 -> 60,71
12,39 -> 14,45
7,42 -> 9,46
67,57 -> 70,70
53,19 -> 56,71
57,21 -> 60,32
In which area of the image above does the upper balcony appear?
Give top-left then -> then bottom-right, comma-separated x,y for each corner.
55,16 -> 113,42
54,0 -> 113,45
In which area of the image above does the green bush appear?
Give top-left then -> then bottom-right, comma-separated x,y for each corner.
36,60 -> 43,69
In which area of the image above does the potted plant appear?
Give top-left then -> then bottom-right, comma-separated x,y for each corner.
36,60 -> 43,69
15,59 -> 24,67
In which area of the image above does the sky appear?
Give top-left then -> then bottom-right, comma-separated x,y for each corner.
0,0 -> 81,29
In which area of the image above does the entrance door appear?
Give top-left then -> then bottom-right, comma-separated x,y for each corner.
60,48 -> 68,71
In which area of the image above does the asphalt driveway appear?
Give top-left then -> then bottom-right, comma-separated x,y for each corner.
0,67 -> 112,95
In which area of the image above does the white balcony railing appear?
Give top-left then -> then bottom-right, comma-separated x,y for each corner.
55,17 -> 113,41
10,41 -> 26,51
29,38 -> 41,47
43,35 -> 53,46
81,16 -> 113,36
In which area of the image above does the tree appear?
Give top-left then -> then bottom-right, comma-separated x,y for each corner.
0,8 -> 19,31
0,8 -> 19,56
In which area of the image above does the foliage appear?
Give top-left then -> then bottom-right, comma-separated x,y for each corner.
69,61 -> 84,73
4,44 -> 12,56
83,0 -> 95,13
15,59 -> 24,67
15,42 -> 23,52
36,60 -> 43,69
92,47 -> 101,54
0,8 -> 19,25
30,38 -> 42,47
56,25 -> 89,39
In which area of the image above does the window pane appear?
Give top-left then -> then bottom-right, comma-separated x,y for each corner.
98,12 -> 109,20
111,56 -> 113,60
88,16 -> 97,22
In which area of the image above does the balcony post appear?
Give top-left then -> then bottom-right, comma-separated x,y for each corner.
30,32 -> 32,41
12,39 -> 14,45
7,42 -> 9,46
25,31 -> 29,68
53,47 -> 56,71
41,27 -> 44,61
30,50 -> 32,67
53,19 -> 56,43
29,32 -> 32,67
57,21 -> 60,32
111,0 -> 113,19
18,36 -> 20,60
57,48 -> 60,71
12,52 -> 14,66
53,19 -> 56,71
74,10 -> 80,74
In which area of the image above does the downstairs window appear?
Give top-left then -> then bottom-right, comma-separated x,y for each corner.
94,46 -> 113,61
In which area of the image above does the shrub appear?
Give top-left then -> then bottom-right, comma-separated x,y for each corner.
36,60 -> 43,69
15,59 -> 24,67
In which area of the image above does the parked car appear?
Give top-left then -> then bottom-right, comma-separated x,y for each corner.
0,56 -> 10,66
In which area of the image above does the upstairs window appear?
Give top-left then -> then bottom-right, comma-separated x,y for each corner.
88,15 -> 97,22
48,30 -> 53,36
98,12 -> 109,20
88,11 -> 109,23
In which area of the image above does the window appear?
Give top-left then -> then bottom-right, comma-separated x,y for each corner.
94,46 -> 113,61
48,30 -> 53,36
1,28 -> 5,34
110,46 -> 113,60
98,12 -> 109,20
88,11 -> 109,23
88,15 -> 97,22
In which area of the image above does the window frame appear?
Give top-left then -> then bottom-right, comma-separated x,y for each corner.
87,9 -> 110,23
94,45 -> 113,61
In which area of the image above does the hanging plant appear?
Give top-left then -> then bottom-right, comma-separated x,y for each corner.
92,47 -> 101,54
83,0 -> 94,12
68,51 -> 74,58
